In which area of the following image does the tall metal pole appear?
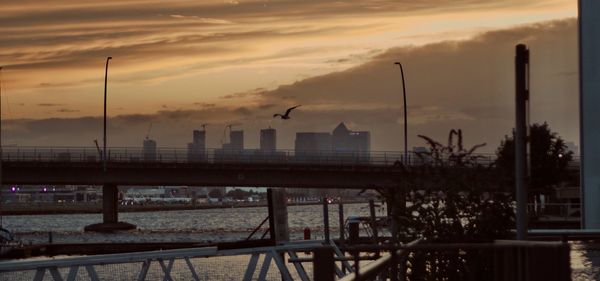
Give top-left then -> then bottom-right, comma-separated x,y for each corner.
515,44 -> 529,240
103,57 -> 112,172
0,67 -> 3,228
394,62 -> 408,163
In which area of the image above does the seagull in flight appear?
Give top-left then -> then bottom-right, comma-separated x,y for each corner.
273,105 -> 301,120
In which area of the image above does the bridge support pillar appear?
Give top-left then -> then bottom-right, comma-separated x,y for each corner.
84,184 -> 136,232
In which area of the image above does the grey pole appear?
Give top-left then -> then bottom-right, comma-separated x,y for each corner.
515,44 -> 529,240
394,62 -> 408,164
103,57 -> 112,172
580,0 -> 600,229
0,67 -> 3,228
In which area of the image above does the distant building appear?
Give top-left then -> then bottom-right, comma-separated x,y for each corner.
331,122 -> 370,162
187,129 -> 206,162
295,132 -> 332,153
260,128 -> 277,152
293,122 -> 371,196
215,130 -> 245,161
143,138 -> 157,161
565,141 -> 579,155
223,130 -> 244,151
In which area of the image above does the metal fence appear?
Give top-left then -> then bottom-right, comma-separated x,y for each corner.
0,239 -> 573,281
0,240 -> 352,281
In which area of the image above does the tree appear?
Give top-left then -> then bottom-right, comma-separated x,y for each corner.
208,188 -> 223,199
226,189 -> 255,200
380,129 -> 514,280
495,122 -> 573,198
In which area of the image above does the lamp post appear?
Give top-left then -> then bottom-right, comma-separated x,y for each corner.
103,57 -> 112,172
394,62 -> 408,164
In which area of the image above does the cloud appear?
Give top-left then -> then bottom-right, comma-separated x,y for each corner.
169,15 -> 232,24
0,0 -> 567,90
57,108 -> 80,113
2,18 -> 578,153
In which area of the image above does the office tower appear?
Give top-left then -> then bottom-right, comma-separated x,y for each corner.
260,128 -> 277,152
143,138 -> 157,161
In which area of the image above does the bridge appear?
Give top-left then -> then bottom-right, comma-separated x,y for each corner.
0,146 -> 575,231
1,146 -> 420,188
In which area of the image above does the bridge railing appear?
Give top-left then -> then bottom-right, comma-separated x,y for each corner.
0,146 -> 484,166
1,146 -> 579,168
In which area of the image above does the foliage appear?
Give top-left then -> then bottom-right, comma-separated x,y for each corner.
495,122 -> 573,197
377,129 -> 514,280
207,188 -> 223,198
226,188 -> 258,200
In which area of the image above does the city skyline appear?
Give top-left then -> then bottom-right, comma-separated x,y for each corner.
0,1 -> 578,153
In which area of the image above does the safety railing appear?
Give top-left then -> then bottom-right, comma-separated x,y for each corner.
0,240 -> 352,281
0,146 -> 508,167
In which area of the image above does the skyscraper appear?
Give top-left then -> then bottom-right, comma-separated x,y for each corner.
260,128 -> 277,152
295,132 -> 332,153
187,129 -> 206,162
223,130 -> 244,150
143,138 -> 157,161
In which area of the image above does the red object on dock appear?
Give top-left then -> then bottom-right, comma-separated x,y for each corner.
304,227 -> 311,240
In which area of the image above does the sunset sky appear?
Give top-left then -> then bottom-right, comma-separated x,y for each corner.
0,0 -> 578,152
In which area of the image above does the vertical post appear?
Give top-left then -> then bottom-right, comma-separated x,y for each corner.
394,62 -> 409,163
580,0 -> 600,229
102,183 -> 118,223
338,202 -> 345,240
268,188 -> 289,244
323,197 -> 330,242
103,57 -> 112,172
0,67 -> 3,228
515,44 -> 529,240
369,199 -> 379,242
313,246 -> 335,281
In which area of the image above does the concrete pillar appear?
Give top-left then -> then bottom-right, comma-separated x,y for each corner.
84,183 -> 136,232
580,0 -> 600,228
102,184 -> 118,223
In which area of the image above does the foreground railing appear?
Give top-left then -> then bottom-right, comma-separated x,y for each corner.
0,238 -> 572,281
0,240 -> 352,281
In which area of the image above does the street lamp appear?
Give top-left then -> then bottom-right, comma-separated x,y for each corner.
394,62 -> 408,164
103,57 -> 112,172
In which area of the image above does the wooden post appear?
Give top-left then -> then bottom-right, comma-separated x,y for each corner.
313,246 -> 335,281
323,197 -> 330,243
369,199 -> 378,241
338,202 -> 345,241
268,188 -> 289,243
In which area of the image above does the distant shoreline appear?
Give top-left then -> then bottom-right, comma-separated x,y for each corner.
0,199 -> 371,216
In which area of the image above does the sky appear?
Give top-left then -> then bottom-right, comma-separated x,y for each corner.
0,0 -> 578,152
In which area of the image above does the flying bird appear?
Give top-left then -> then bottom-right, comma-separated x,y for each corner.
273,105 -> 301,120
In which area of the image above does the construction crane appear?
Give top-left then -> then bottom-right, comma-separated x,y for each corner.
145,123 -> 153,140
221,123 -> 240,144
93,140 -> 102,160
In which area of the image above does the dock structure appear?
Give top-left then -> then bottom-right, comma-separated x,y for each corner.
0,239 -> 572,281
